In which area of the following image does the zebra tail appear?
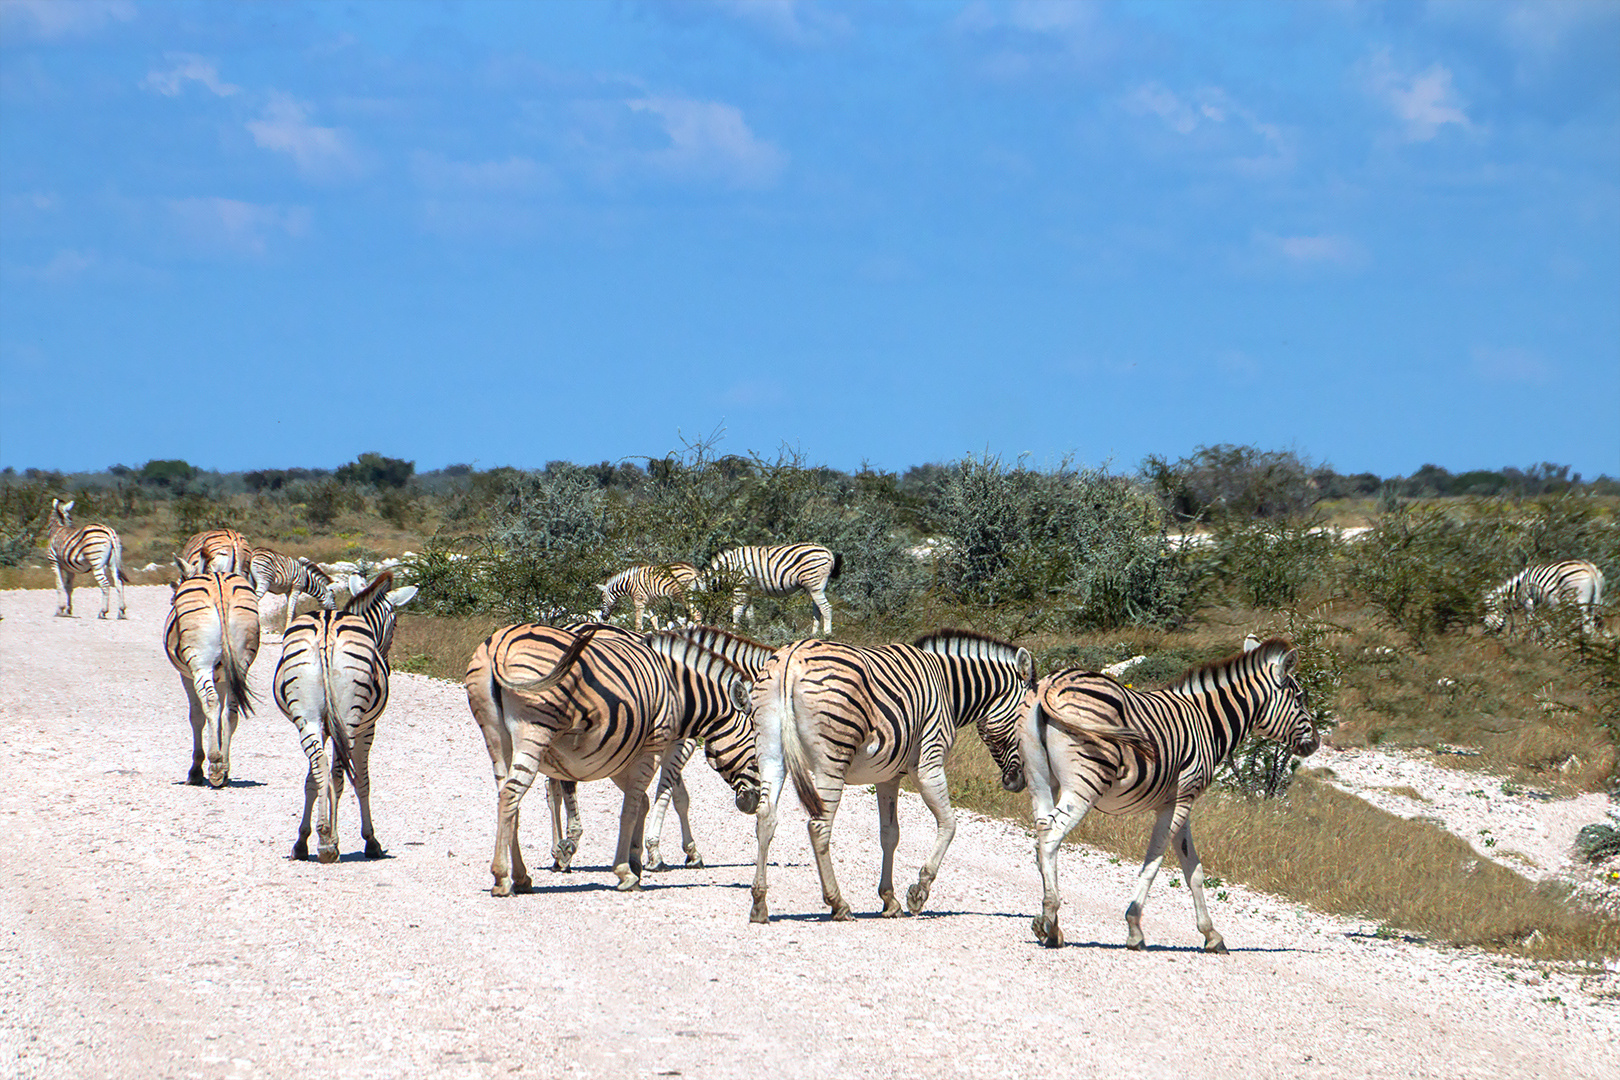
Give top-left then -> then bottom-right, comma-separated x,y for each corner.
1039,690 -> 1158,762
830,552 -> 843,581
320,642 -> 358,786
777,674 -> 826,817
495,625 -> 599,697
216,589 -> 257,719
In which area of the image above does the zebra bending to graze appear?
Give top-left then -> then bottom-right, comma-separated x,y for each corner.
465,622 -> 758,896
749,630 -> 1033,923
165,556 -> 260,787
47,499 -> 127,619
706,543 -> 842,636
597,562 -> 701,630
273,571 -> 417,862
1022,637 -> 1319,953
1484,560 -> 1605,638
249,547 -> 337,636
179,528 -> 253,575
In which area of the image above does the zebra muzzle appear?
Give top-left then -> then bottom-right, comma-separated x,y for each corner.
734,787 -> 760,814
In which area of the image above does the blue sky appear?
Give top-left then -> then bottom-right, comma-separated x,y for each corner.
2,0 -> 1616,477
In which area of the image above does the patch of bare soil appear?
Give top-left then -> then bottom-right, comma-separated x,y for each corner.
2,586 -> 1616,1079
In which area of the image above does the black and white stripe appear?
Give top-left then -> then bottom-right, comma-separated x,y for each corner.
706,543 -> 842,636
1484,560 -> 1605,637
47,498 -> 127,619
179,528 -> 253,575
272,572 -> 417,862
748,630 -> 1034,923
164,556 -> 260,787
249,547 -> 337,635
596,562 -> 700,630
1021,637 -> 1319,952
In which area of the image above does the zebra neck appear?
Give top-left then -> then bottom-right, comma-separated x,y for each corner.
1173,666 -> 1264,760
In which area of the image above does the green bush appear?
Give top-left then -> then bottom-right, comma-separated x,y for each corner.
1348,505 -> 1505,645
1202,516 -> 1344,609
483,466 -> 612,623
1143,444 -> 1319,522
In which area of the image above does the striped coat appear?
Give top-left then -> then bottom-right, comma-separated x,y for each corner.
273,572 -> 417,862
164,556 -> 260,787
707,543 -> 842,636
249,547 -> 337,635
748,630 -> 1033,923
1484,560 -> 1605,637
1020,637 -> 1319,952
597,562 -> 700,630
179,529 -> 253,575
47,498 -> 127,619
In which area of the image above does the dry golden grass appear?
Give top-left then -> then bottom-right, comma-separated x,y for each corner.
390,613 -> 500,682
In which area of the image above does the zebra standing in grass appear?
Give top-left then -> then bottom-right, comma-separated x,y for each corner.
164,556 -> 261,787
47,499 -> 127,619
1021,637 -> 1318,953
179,528 -> 253,575
249,547 -> 337,635
273,571 -> 417,862
707,543 -> 842,636
465,622 -> 759,896
1484,560 -> 1605,638
749,630 -> 1034,923
597,562 -> 701,630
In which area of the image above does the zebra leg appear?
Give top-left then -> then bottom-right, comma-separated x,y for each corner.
730,588 -> 748,626
351,723 -> 383,859
283,589 -> 301,636
190,665 -> 230,789
875,779 -> 903,917
806,781 -> 851,920
906,765 -> 957,915
610,756 -> 658,891
183,675 -> 208,785
1125,803 -> 1188,950
91,563 -> 114,619
294,762 -> 321,860
1173,818 -> 1226,954
329,761 -> 348,861
288,708 -> 335,861
750,753 -> 788,924
1031,789 -> 1095,949
492,725 -> 556,896
55,564 -> 75,617
547,779 -> 581,873
807,585 -> 832,636
646,740 -> 699,870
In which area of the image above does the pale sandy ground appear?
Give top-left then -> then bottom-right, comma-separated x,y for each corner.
2,586 -> 1617,1080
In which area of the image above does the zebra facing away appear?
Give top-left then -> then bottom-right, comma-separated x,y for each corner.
749,630 -> 1034,924
1021,637 -> 1319,953
273,572 -> 417,862
1484,560 -> 1605,638
706,543 -> 842,636
248,547 -> 337,636
597,562 -> 701,631
465,622 -> 758,896
47,499 -> 127,619
178,528 -> 253,575
164,556 -> 260,787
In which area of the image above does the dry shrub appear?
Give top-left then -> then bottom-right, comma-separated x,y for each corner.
390,612 -> 500,682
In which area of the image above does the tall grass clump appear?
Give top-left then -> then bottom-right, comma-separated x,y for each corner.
1199,516 -> 1345,609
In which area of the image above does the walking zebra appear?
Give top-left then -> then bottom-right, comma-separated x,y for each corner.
749,630 -> 1033,923
249,547 -> 337,635
1484,560 -> 1605,638
706,543 -> 842,636
164,556 -> 261,787
1022,637 -> 1319,953
597,562 -> 701,630
47,499 -> 127,619
465,622 -> 758,896
179,528 -> 253,575
273,571 -> 417,862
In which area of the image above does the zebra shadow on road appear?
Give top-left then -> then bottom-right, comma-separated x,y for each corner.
171,778 -> 267,788
1044,938 -> 1310,954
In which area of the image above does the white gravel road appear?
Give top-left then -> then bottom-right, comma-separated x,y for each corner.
2,586 -> 1617,1079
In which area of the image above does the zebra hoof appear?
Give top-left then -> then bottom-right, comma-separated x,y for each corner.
512,876 -> 533,894
292,840 -> 309,860
364,839 -> 384,859
1204,937 -> 1229,955
749,904 -> 770,925
613,864 -> 641,891
685,854 -> 704,869
491,881 -> 513,898
1032,917 -> 1064,948
879,891 -> 901,918
187,768 -> 206,786
906,883 -> 928,915
1125,937 -> 1146,951
317,847 -> 339,864
829,904 -> 853,922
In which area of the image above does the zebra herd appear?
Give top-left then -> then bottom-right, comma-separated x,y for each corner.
39,506 -> 1612,951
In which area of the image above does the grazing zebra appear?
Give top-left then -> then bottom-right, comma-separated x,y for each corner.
1484,560 -> 1605,638
179,528 -> 253,575
597,562 -> 701,630
46,499 -> 127,619
249,547 -> 337,635
1021,637 -> 1319,953
749,630 -> 1034,923
706,543 -> 842,636
465,622 -> 759,896
164,556 -> 261,787
273,571 -> 417,862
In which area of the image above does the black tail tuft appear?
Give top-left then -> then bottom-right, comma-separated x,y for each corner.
830,552 -> 843,581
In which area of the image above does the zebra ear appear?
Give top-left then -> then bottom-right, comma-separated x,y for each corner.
347,574 -> 367,599
174,554 -> 202,579
1243,634 -> 1261,653
728,678 -> 754,713
1282,648 -> 1299,674
345,571 -> 394,614
385,585 -> 418,609
1015,647 -> 1035,686
297,556 -> 312,565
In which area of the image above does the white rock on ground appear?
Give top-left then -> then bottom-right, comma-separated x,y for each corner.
1,586 -> 1616,1079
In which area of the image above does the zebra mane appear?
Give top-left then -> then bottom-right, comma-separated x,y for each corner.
1167,637 -> 1291,691
658,625 -> 776,675
913,629 -> 1032,680
643,630 -> 751,685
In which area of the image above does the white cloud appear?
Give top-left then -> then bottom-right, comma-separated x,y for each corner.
707,0 -> 848,45
1260,233 -> 1368,268
166,198 -> 310,255
142,55 -> 239,98
1126,83 -> 1290,173
1473,346 -> 1553,384
0,0 -> 133,38
13,249 -> 95,283
627,97 -> 786,187
412,153 -> 552,193
246,93 -> 360,181
1364,49 -> 1473,142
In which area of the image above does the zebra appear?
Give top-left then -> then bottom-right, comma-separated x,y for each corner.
179,528 -> 253,575
597,562 -> 701,630
273,571 -> 417,862
1484,560 -> 1605,638
164,555 -> 260,787
465,622 -> 758,896
1021,637 -> 1319,953
748,630 -> 1034,923
46,498 -> 127,619
248,547 -> 337,636
706,543 -> 842,636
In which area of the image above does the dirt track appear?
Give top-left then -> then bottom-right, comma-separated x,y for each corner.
2,586 -> 1616,1079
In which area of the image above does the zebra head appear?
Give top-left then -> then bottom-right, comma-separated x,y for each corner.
300,557 -> 337,609
1244,637 -> 1319,757
915,630 -> 1034,794
51,499 -> 74,529
171,552 -> 207,588
642,629 -> 761,814
343,572 -> 418,656
595,582 -> 618,622
1482,581 -> 1512,634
